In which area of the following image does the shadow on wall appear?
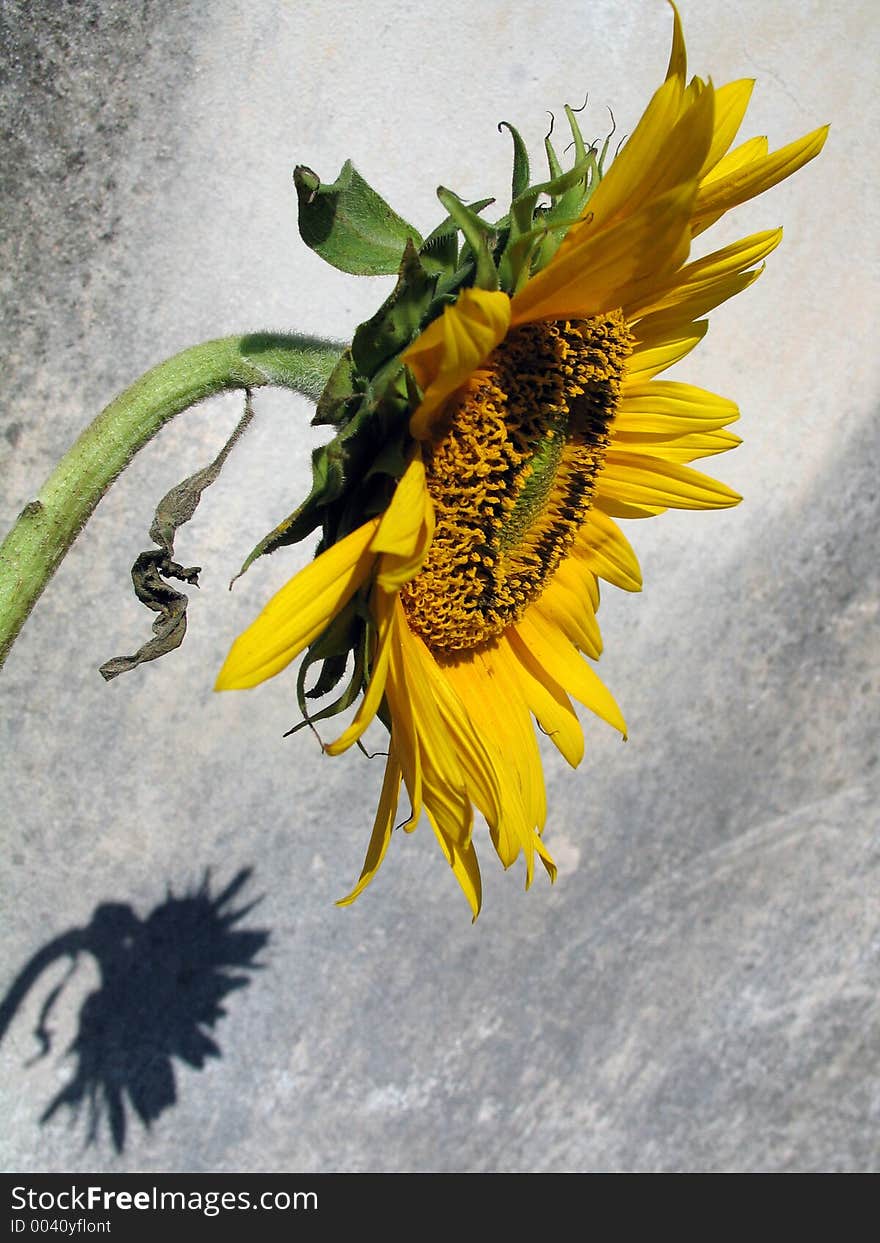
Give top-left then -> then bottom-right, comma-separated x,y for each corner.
0,868 -> 269,1152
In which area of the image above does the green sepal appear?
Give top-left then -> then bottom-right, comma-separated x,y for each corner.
419,198 -> 494,279
498,155 -> 596,291
419,226 -> 459,280
436,187 -> 499,291
313,348 -> 360,428
532,105 -> 598,269
351,240 -> 438,375
564,102 -> 589,165
236,237 -> 438,580
294,160 -> 422,276
288,599 -> 368,735
498,121 -> 531,199
544,125 -> 563,180
597,109 -> 617,177
236,359 -> 413,578
364,426 -> 410,483
234,396 -> 377,576
519,156 -> 597,212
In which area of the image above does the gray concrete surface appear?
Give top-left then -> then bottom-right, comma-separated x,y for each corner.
1,0 -> 877,1172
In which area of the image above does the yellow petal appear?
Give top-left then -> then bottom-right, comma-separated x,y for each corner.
372,456 -> 436,591
700,134 -> 769,185
625,227 -> 782,319
594,496 -> 667,521
215,517 -> 380,691
571,509 -> 643,593
511,612 -> 627,736
372,457 -> 429,556
531,577 -> 603,659
664,1 -> 687,88
426,812 -> 483,921
693,125 -> 829,231
597,451 -> 742,510
382,616 -> 424,828
632,267 -> 763,330
441,644 -> 545,875
610,428 -> 742,462
335,748 -> 402,907
630,81 -> 716,217
624,319 -> 708,384
563,77 -> 685,239
406,629 -> 506,836
404,288 -> 511,439
700,79 -> 755,177
534,835 -> 558,885
385,609 -> 469,844
505,633 -> 584,768
553,555 -> 601,614
511,181 -> 697,325
552,46 -> 711,248
616,381 -> 739,432
385,601 -> 506,849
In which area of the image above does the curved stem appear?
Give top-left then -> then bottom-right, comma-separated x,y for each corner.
0,332 -> 344,670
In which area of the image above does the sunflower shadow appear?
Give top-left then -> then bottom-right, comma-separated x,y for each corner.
0,868 -> 269,1153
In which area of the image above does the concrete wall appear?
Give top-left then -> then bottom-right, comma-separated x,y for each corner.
1,0 -> 877,1171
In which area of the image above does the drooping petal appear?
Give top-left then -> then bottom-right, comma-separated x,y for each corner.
570,509 -> 643,593
372,456 -> 436,591
404,288 -> 511,438
336,747 -> 403,907
441,643 -> 547,879
426,812 -> 483,921
385,600 -> 506,852
505,632 -> 584,768
511,611 -> 627,737
215,517 -> 380,691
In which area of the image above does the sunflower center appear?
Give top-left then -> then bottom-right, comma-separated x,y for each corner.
400,311 -> 633,652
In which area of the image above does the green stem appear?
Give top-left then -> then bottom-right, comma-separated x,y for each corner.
0,332 -> 344,670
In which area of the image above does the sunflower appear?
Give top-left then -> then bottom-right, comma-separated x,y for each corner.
216,4 -> 827,917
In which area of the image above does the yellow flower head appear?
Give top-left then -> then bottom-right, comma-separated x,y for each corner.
216,4 -> 828,918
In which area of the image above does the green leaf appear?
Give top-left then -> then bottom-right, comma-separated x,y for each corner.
294,160 -> 422,276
